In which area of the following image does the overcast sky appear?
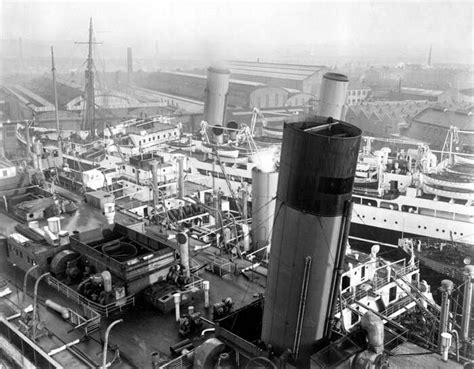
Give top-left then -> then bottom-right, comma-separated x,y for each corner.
1,0 -> 472,64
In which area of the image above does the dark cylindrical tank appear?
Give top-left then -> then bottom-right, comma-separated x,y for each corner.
204,66 -> 230,127
261,116 -> 361,368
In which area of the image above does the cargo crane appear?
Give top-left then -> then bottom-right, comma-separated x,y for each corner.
250,107 -> 265,136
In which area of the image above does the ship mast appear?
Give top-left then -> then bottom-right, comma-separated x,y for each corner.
85,18 -> 95,135
76,18 -> 99,136
51,46 -> 63,160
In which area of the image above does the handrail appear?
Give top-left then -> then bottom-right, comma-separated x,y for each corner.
47,275 -> 135,317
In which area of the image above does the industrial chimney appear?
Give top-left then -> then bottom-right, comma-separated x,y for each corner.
318,72 -> 349,120
203,66 -> 230,127
127,47 -> 133,86
261,73 -> 361,367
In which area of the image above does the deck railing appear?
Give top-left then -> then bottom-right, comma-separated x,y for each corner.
47,275 -> 135,317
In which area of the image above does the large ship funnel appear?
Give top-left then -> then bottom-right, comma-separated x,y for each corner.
204,66 -> 230,127
318,72 -> 349,120
261,114 -> 361,367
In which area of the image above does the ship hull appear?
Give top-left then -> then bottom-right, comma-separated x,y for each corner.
349,222 -> 420,246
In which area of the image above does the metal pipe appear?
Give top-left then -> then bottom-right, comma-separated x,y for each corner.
22,264 -> 39,309
177,156 -> 185,199
326,201 -> 353,338
449,329 -> 460,362
32,272 -> 50,340
48,338 -> 80,356
293,256 -> 312,360
203,281 -> 210,308
439,279 -> 454,351
173,293 -> 181,322
102,319 -> 123,369
461,266 -> 474,342
45,299 -> 70,320
201,328 -> 215,336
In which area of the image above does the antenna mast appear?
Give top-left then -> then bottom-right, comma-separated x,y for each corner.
51,46 -> 63,160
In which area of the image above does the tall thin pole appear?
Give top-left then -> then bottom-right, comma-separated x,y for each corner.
51,46 -> 63,160
85,18 -> 95,135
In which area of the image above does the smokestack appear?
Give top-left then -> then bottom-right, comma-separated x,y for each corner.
428,44 -> 432,66
127,47 -> 133,85
251,167 -> 278,252
204,66 -> 230,127
261,115 -> 361,367
18,37 -> 24,73
318,72 -> 349,120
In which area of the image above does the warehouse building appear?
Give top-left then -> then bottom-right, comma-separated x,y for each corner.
226,60 -> 328,95
134,70 -> 311,109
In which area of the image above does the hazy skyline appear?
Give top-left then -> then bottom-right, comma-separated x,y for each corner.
1,0 -> 472,65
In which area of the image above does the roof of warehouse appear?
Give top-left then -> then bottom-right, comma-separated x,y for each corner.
228,60 -> 325,73
227,60 -> 327,80
162,70 -> 265,87
230,68 -> 310,81
412,107 -> 474,130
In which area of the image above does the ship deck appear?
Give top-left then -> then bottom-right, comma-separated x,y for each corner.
389,341 -> 462,368
0,185 -> 266,368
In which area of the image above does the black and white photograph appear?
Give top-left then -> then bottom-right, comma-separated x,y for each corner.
0,0 -> 473,368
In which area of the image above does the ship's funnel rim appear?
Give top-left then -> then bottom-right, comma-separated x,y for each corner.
323,72 -> 349,82
208,66 -> 231,75
284,116 -> 361,139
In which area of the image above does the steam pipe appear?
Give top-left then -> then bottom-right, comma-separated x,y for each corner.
326,200 -> 353,338
461,265 -> 474,342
